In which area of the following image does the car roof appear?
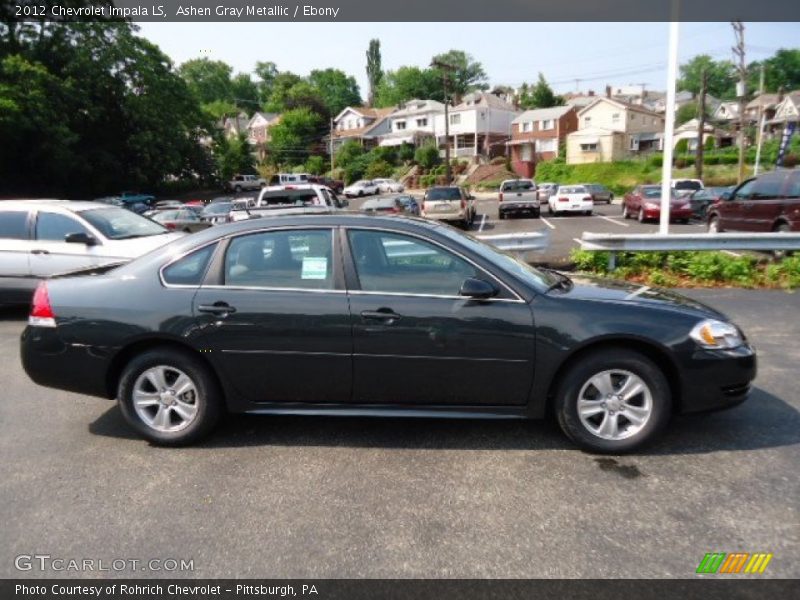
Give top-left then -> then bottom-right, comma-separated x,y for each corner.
0,199 -> 110,212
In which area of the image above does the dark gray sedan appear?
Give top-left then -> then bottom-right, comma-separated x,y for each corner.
21,215 -> 756,453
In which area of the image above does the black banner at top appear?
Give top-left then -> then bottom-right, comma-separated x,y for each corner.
5,0 -> 800,22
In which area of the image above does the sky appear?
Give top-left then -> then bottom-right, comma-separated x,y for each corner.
136,22 -> 799,98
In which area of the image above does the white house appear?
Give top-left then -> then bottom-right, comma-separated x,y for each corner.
673,118 -> 734,151
330,106 -> 395,151
379,99 -> 445,147
566,97 -> 665,164
433,92 -> 520,159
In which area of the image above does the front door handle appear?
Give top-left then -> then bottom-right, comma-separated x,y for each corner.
31,249 -> 50,255
361,309 -> 402,323
198,302 -> 237,316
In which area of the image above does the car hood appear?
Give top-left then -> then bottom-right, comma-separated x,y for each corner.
557,275 -> 727,320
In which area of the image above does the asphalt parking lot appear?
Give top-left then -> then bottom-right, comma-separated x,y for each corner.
0,287 -> 798,579
348,191 -> 709,265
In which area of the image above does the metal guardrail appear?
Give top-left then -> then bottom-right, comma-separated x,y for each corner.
580,232 -> 800,269
477,229 -> 550,255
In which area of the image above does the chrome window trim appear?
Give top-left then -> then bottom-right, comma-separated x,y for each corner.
344,226 -> 526,303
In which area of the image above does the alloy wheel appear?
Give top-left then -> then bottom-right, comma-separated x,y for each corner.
577,369 -> 653,441
132,366 -> 199,433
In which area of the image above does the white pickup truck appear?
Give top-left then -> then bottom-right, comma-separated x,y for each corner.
226,174 -> 267,193
498,178 -> 540,219
229,185 -> 349,222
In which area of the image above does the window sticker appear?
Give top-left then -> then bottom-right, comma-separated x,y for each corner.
302,257 -> 328,280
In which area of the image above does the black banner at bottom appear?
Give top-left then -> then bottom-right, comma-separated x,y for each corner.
3,579 -> 799,600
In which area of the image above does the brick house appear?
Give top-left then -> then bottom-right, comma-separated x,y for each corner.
506,106 -> 577,177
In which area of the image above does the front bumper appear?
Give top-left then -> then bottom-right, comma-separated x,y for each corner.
678,343 -> 757,413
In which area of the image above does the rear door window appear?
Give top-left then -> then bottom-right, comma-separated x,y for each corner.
751,175 -> 784,200
0,211 -> 30,240
162,244 -> 217,286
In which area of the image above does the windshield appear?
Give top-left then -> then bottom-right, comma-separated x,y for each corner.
202,202 -> 231,215
501,180 -> 535,192
426,188 -> 461,201
674,180 -> 702,191
434,225 -> 557,291
79,207 -> 168,239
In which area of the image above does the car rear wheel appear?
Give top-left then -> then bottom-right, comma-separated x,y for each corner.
555,349 -> 671,453
708,215 -> 722,233
118,348 -> 223,446
498,212 -> 506,220
638,208 -> 646,223
622,203 -> 630,219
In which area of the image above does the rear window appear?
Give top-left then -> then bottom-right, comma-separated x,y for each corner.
560,186 -> 587,194
259,191 -> 318,208
501,180 -> 535,192
674,180 -> 703,191
0,211 -> 28,240
426,188 -> 462,201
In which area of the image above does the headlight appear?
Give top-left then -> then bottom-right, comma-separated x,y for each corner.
690,319 -> 744,349
644,202 -> 660,209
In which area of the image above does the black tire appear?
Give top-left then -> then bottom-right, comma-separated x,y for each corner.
532,209 -> 540,219
586,210 -> 593,216
548,204 -> 554,215
182,227 -> 191,233
622,203 -> 630,219
498,212 -> 506,220
555,349 -> 672,453
638,208 -> 646,223
234,185 -> 242,193
708,215 -> 722,233
358,190 -> 364,197
774,223 -> 793,258
117,348 -> 223,446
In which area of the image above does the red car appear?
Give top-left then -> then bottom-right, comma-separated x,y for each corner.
706,169 -> 800,233
622,185 -> 693,223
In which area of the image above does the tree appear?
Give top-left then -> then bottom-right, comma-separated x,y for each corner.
178,58 -> 234,105
304,155 -> 326,175
754,48 -> 800,93
366,39 -> 383,107
230,73 -> 260,111
519,73 -> 561,109
430,50 -> 488,102
676,100 -> 700,126
308,68 -> 361,117
214,133 -> 255,182
365,159 -> 393,179
678,55 -> 737,99
254,60 -> 279,101
266,107 -> 325,166
335,140 -> 366,168
375,66 -> 441,107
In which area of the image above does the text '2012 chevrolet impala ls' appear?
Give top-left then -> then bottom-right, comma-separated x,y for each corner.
21,215 -> 756,453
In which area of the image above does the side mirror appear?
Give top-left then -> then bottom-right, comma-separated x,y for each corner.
720,191 -> 733,201
65,232 -> 98,246
459,278 -> 498,299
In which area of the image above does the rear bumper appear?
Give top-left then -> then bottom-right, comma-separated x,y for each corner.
678,344 -> 757,413
553,203 -> 593,212
500,202 -> 539,215
422,209 -> 468,222
20,326 -> 114,399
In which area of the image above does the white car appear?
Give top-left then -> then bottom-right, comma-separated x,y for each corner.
548,185 -> 594,216
372,178 -> 404,193
0,200 -> 183,305
343,180 -> 378,197
229,185 -> 348,222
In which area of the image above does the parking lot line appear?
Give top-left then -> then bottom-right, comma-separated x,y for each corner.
598,215 -> 630,227
479,214 -> 487,232
540,217 -> 556,230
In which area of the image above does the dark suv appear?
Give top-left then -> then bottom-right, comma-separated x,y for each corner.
707,169 -> 800,233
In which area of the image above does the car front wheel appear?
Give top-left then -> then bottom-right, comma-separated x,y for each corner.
555,349 -> 671,453
708,215 -> 722,233
118,348 -> 223,446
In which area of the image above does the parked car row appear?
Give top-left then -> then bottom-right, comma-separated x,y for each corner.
343,178 -> 404,198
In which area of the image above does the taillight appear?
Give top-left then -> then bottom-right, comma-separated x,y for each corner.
558,197 -> 569,202
29,282 -> 56,328
499,192 -> 504,202
165,222 -> 176,230
583,196 -> 593,202
461,199 -> 466,209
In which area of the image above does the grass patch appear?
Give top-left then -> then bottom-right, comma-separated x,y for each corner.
570,249 -> 800,290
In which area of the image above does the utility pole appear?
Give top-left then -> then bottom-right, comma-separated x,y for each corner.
329,117 -> 335,174
731,21 -> 747,183
432,59 -> 457,185
695,69 -> 707,180
754,64 -> 766,175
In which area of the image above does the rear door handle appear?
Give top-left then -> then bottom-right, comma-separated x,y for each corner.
361,309 -> 402,323
31,249 -> 50,255
198,302 -> 237,316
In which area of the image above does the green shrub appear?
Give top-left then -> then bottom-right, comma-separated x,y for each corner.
414,143 -> 440,170
675,139 -> 689,154
648,154 -> 663,167
365,159 -> 394,179
304,155 -> 326,175
419,174 -> 436,188
397,143 -> 416,162
335,140 -> 365,169
570,249 -> 610,274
